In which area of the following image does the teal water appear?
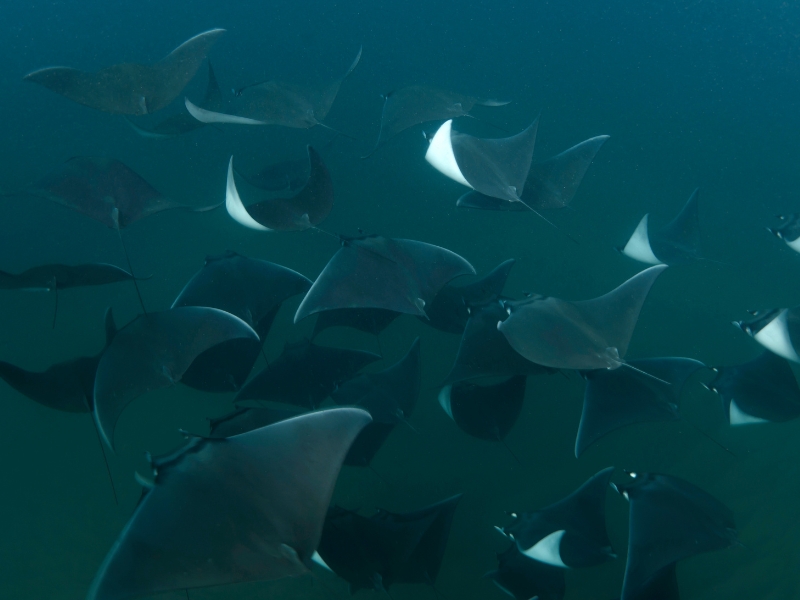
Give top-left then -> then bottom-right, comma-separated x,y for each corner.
1,1 -> 800,598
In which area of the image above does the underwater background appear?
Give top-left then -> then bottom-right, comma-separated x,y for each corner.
1,0 -> 800,598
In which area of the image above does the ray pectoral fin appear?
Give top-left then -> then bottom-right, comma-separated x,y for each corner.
425,120 -> 472,188
185,97 -> 266,125
519,531 -> 567,568
225,157 -> 271,231
621,214 -> 663,265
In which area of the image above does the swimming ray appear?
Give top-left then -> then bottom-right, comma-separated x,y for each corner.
485,544 -> 566,600
171,251 -> 311,392
125,62 -> 223,138
93,307 -> 259,449
208,405 -> 303,438
501,468 -> 616,568
363,85 -> 510,157
704,351 -> 800,425
87,408 -> 371,600
613,471 -> 738,600
767,213 -> 800,254
498,265 -> 667,371
24,29 -> 225,115
312,307 -> 401,339
457,135 -> 609,211
733,308 -> 800,363
225,146 -> 334,231
619,189 -> 702,266
294,234 -> 475,322
185,47 -> 361,129
422,259 -> 515,334
331,338 -> 421,466
438,376 -> 526,442
575,357 -> 706,457
234,339 -> 380,408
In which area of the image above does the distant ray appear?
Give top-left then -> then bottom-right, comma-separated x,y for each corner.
438,376 -> 526,441
171,251 -> 311,392
619,189 -> 702,266
485,544 -> 566,600
767,213 -> 800,253
426,118 -> 538,203
312,307 -> 401,339
0,263 -> 137,291
613,471 -> 738,600
225,146 -> 334,231
457,135 -> 609,212
17,157 -> 220,229
704,351 -> 800,425
24,29 -> 225,115
733,308 -> 800,363
443,301 -> 555,384
501,468 -> 616,568
208,405 -> 302,438
87,408 -> 371,600
422,259 -> 515,334
235,339 -> 380,408
363,85 -> 510,157
575,357 -> 706,457
331,338 -> 421,466
294,234 -> 475,323
93,307 -> 259,449
125,62 -> 223,139
498,265 -> 667,371
0,308 -> 117,413
185,47 -> 361,129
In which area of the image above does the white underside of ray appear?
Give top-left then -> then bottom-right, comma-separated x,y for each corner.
425,120 -> 472,188
226,157 -> 271,231
786,236 -> 800,253
438,385 -> 454,420
729,399 -> 768,425
311,551 -> 333,572
621,214 -> 663,265
753,310 -> 800,363
185,98 -> 267,125
519,529 -> 567,568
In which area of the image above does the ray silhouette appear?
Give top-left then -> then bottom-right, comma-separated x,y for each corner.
87,408 -> 371,600
733,308 -> 800,364
498,265 -> 667,371
312,307 -> 401,340
767,213 -> 800,254
25,29 -> 225,115
485,544 -> 566,600
171,251 -> 311,392
438,376 -> 526,442
208,405 -> 302,438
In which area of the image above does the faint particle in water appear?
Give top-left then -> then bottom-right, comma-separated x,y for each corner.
500,467 -> 617,569
24,29 -> 225,115
612,471 -> 738,600
498,265 -> 667,371
86,408 -> 371,600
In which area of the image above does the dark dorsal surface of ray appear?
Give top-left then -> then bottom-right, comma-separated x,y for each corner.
125,61 -> 223,138
443,301 -> 556,385
649,188 -> 702,265
614,471 -> 737,600
706,351 -> 800,424
312,307 -> 401,338
0,308 -> 117,413
187,47 -> 361,128
576,357 -> 707,457
421,259 -> 516,334
0,263 -> 136,291
94,307 -> 259,449
439,376 -> 526,441
171,251 -> 312,392
450,119 -> 539,202
733,307 -> 800,363
24,29 -> 225,115
767,212 -> 800,249
86,408 -> 371,600
365,85 -> 509,156
499,265 -> 667,371
208,405 -> 302,438
457,135 -> 610,211
331,338 -> 422,466
19,157 -> 220,229
371,494 -> 462,587
233,146 -> 334,230
295,234 -> 475,323
485,544 -> 566,600
235,339 -> 381,408
503,468 -> 616,569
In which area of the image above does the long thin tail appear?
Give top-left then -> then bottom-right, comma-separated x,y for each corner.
618,361 -> 672,386
116,228 -> 147,315
685,419 -> 737,458
51,287 -> 59,329
500,438 -> 522,465
517,199 -> 580,245
88,412 -> 118,505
